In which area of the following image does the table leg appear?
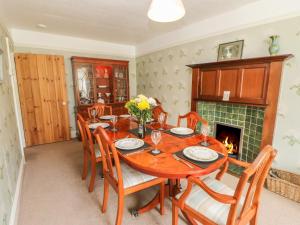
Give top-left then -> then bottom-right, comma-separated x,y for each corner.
131,179 -> 181,216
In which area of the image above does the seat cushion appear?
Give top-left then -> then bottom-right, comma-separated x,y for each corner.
95,146 -> 101,158
176,176 -> 243,225
119,163 -> 157,189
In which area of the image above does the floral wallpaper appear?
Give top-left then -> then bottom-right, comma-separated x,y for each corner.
137,16 -> 300,174
0,24 -> 22,225
15,47 -> 137,138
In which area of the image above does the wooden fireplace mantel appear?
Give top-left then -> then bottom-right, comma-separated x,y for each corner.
187,54 -> 293,148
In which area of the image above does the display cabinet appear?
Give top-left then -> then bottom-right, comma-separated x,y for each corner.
71,56 -> 129,116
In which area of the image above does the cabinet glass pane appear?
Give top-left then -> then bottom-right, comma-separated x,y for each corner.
114,66 -> 127,102
77,65 -> 94,105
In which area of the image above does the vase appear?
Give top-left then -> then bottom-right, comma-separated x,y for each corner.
269,35 -> 280,56
138,120 -> 146,139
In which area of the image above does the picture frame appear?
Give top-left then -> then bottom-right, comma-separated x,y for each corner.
217,40 -> 244,61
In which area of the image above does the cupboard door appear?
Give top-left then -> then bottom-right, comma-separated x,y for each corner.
199,70 -> 218,98
239,64 -> 268,104
15,53 -> 70,146
217,68 -> 239,99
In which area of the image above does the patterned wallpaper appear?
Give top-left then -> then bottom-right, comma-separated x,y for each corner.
0,24 -> 22,225
15,47 -> 137,138
137,16 -> 300,174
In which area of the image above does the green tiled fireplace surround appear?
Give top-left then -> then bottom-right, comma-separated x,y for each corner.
197,101 -> 265,165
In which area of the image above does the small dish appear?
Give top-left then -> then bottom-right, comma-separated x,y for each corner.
170,127 -> 194,135
88,122 -> 110,130
183,146 -> 218,162
115,138 -> 144,150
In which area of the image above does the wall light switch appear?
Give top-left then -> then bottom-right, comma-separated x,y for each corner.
223,91 -> 230,101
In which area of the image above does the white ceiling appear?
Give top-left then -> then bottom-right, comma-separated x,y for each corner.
0,0 -> 259,45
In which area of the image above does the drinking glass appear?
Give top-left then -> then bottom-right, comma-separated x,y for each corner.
91,108 -> 97,123
111,116 -> 118,132
158,113 -> 165,130
151,130 -> 162,154
200,125 -> 210,146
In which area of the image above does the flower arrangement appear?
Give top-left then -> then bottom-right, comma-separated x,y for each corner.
125,94 -> 157,123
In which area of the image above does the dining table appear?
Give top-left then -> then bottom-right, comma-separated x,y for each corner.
93,116 -> 228,217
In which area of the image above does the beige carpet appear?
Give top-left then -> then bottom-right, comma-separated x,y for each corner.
18,140 -> 300,225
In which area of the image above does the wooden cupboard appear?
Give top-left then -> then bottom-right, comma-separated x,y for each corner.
187,54 -> 293,148
71,56 -> 129,116
15,53 -> 70,146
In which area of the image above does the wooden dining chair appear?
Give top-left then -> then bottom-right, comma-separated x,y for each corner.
94,126 -> 166,225
77,114 -> 102,192
87,103 -> 112,119
152,105 -> 168,126
177,111 -> 208,131
172,145 -> 277,225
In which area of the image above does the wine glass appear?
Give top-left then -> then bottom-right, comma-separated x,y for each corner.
111,116 -> 118,132
158,113 -> 165,130
200,125 -> 210,146
91,108 -> 97,123
151,130 -> 162,154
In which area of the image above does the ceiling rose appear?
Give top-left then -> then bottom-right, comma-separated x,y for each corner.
147,0 -> 186,23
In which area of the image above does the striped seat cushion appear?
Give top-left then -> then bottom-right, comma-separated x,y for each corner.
176,176 -> 243,225
95,146 -> 101,158
117,163 -> 157,189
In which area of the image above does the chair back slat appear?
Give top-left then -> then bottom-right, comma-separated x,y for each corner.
78,114 -> 97,158
87,103 -> 112,118
77,113 -> 87,149
177,111 -> 208,130
227,145 -> 276,225
94,127 -> 124,189
152,106 -> 168,125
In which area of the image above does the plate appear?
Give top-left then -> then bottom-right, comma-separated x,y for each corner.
170,127 -> 194,135
115,138 -> 144,151
183,146 -> 218,162
100,115 -> 115,120
119,114 -> 130,118
88,122 -> 110,130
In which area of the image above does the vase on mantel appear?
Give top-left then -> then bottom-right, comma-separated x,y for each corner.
269,35 -> 280,56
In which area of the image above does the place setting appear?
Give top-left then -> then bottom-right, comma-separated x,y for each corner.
174,145 -> 224,169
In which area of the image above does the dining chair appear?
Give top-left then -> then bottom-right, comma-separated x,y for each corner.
152,105 -> 168,125
94,126 -> 166,225
87,103 -> 112,119
77,114 -> 102,192
172,145 -> 277,225
177,111 -> 208,131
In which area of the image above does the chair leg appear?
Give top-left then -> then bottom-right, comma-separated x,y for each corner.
115,195 -> 124,225
159,182 -> 165,215
81,150 -> 88,180
172,199 -> 179,225
250,211 -> 258,225
89,160 -> 96,192
102,179 -> 109,213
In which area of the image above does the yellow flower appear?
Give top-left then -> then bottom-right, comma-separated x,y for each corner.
137,99 -> 150,110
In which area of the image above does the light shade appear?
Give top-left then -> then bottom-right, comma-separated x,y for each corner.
147,0 -> 185,23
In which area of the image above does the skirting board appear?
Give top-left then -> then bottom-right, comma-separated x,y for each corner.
9,156 -> 25,225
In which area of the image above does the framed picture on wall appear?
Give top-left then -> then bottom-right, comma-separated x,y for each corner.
217,40 -> 244,61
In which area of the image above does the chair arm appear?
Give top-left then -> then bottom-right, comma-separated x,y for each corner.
187,176 -> 237,205
228,158 -> 250,168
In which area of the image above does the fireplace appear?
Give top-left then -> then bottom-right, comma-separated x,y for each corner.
215,123 -> 243,159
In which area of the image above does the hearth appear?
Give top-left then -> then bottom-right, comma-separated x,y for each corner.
215,123 -> 243,159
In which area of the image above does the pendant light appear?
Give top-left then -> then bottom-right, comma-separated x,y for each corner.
147,0 -> 185,23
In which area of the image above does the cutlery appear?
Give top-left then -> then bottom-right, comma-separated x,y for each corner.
125,147 -> 151,156
173,154 -> 194,168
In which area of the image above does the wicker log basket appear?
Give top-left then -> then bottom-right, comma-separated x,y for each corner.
266,168 -> 300,203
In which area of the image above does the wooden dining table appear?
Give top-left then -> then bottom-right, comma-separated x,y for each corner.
95,117 -> 228,216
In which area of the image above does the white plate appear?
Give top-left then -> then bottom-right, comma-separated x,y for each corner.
183,146 -> 218,162
88,122 -> 110,129
100,115 -> 115,120
115,138 -> 144,151
120,114 -> 130,118
170,127 -> 194,135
